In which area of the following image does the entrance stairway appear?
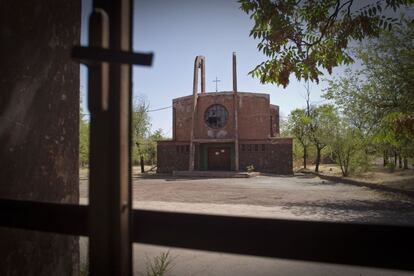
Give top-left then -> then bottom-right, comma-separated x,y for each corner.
172,170 -> 257,178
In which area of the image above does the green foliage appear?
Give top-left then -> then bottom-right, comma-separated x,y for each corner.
246,164 -> 255,172
324,70 -> 379,134
131,97 -> 166,166
287,108 -> 312,146
292,137 -> 305,161
386,161 -> 396,172
287,104 -> 340,170
308,104 -> 340,171
145,251 -> 173,276
80,262 -> 89,276
358,22 -> 414,159
287,108 -> 312,167
79,107 -> 89,167
132,97 -> 151,165
330,122 -> 368,176
145,129 -> 166,165
239,0 -> 413,87
324,22 -> 414,169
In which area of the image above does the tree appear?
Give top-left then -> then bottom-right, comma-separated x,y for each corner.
330,121 -> 365,176
239,0 -> 413,87
147,129 -> 165,166
308,104 -> 339,172
324,69 -> 378,167
324,70 -> 379,133
79,107 -> 89,167
287,108 -> 312,168
362,23 -> 414,168
324,22 -> 414,168
132,97 -> 151,171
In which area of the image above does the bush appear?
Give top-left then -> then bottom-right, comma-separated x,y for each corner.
145,251 -> 173,276
387,162 -> 396,173
246,164 -> 255,172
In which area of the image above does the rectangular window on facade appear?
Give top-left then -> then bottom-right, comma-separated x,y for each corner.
255,144 -> 259,151
248,145 -> 251,151
186,145 -> 189,152
262,144 -> 265,151
241,144 -> 245,151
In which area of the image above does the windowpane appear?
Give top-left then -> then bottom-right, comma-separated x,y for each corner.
204,104 -> 228,129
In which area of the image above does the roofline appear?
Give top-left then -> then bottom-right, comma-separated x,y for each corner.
173,91 -> 270,102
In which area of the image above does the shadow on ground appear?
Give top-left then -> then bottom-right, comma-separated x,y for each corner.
282,199 -> 414,225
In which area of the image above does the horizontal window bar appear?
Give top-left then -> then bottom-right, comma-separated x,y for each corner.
0,198 -> 88,236
133,210 -> 414,271
1,198 -> 413,271
71,46 -> 153,66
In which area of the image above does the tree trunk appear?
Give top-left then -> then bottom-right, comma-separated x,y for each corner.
394,151 -> 398,167
398,153 -> 402,168
303,145 -> 307,169
140,155 -> 145,173
315,146 -> 321,172
403,157 -> 408,170
383,150 -> 388,167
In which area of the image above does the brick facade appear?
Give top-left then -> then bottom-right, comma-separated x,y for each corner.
157,142 -> 190,173
157,91 -> 293,174
239,139 -> 292,174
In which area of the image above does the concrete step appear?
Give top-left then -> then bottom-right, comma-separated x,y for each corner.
172,170 -> 257,178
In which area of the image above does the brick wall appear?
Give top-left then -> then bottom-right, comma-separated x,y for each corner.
238,93 -> 271,140
173,92 -> 272,141
239,139 -> 293,174
157,142 -> 190,173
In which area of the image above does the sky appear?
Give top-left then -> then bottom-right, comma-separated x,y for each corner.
80,0 -> 366,137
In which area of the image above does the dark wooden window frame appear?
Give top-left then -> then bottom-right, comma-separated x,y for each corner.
1,1 -> 413,274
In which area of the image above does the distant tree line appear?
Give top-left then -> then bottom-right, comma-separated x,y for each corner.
282,23 -> 414,176
131,96 -> 165,172
79,96 -> 166,170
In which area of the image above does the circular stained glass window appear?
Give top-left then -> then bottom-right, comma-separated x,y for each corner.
204,104 -> 228,129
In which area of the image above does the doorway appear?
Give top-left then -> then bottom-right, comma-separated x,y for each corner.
207,147 -> 231,171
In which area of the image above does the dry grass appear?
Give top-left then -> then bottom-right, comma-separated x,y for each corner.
302,163 -> 414,192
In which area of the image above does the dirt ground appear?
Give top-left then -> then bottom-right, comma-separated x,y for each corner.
303,163 -> 414,192
79,171 -> 414,275
80,171 -> 414,224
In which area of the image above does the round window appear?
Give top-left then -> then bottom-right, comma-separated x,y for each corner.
204,104 -> 228,129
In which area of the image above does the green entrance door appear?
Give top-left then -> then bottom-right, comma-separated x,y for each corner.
207,147 -> 231,171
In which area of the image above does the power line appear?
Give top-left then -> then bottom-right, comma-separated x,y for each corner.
81,105 -> 172,115
148,106 -> 171,112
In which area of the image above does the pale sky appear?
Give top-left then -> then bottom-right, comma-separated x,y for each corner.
80,0 -> 398,137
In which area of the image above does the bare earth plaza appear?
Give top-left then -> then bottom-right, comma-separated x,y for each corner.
79,169 -> 414,275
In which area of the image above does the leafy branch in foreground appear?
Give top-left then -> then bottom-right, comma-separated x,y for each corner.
239,0 -> 413,87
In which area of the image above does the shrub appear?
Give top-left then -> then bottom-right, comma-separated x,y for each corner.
145,251 -> 173,276
246,164 -> 255,172
387,162 -> 396,173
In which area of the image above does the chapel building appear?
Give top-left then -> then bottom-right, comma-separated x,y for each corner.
157,53 -> 292,174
